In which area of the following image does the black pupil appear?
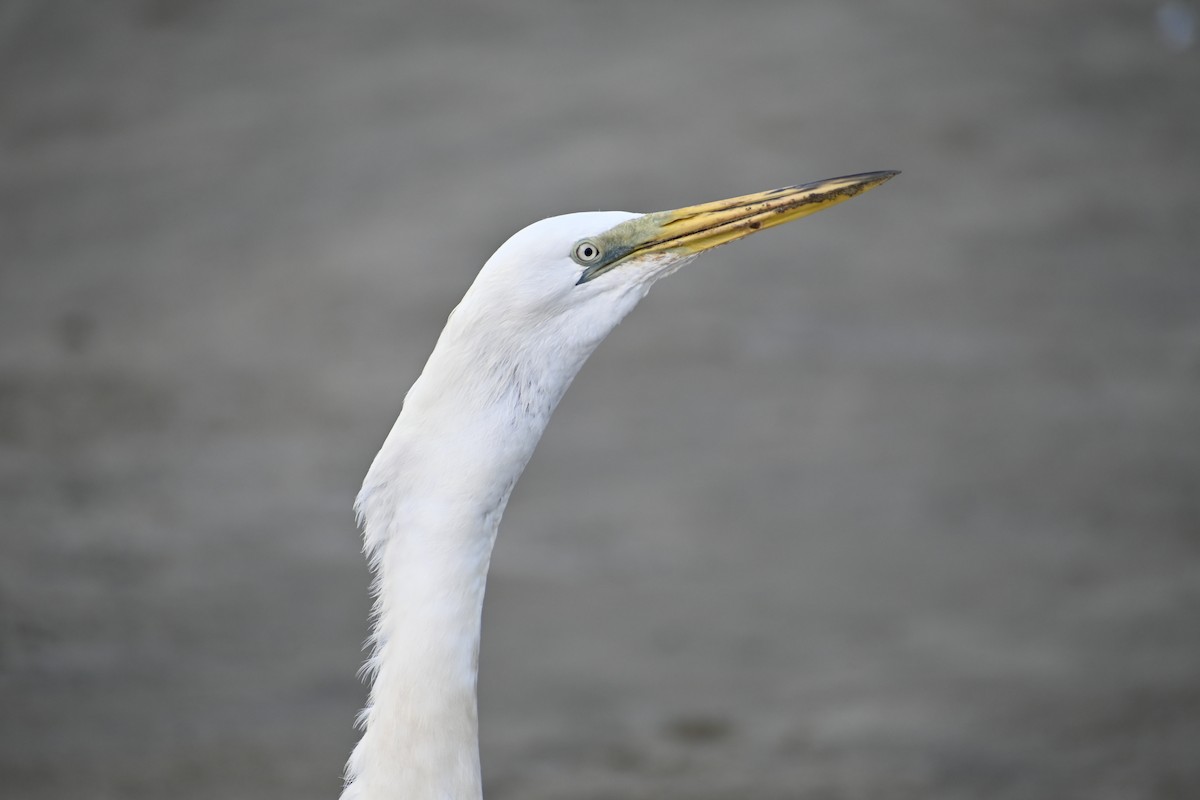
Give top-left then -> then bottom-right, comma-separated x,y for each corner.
582,246 -> 594,258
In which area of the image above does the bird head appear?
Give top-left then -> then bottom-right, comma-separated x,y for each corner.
444,171 -> 898,386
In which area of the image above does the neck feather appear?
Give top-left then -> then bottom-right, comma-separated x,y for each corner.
341,309 -> 601,800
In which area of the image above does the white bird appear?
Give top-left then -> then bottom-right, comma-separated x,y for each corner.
341,171 -> 898,800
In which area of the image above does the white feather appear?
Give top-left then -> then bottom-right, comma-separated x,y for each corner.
341,211 -> 686,800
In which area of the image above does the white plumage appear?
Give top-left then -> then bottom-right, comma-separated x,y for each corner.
341,173 -> 897,800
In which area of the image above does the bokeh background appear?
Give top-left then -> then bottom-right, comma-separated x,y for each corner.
2,2 -> 1199,798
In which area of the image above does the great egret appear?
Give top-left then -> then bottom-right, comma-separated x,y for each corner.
341,171 -> 898,800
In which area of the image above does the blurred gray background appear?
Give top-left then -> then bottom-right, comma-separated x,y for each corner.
2,2 -> 1199,799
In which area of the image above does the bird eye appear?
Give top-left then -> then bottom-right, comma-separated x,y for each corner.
573,241 -> 603,264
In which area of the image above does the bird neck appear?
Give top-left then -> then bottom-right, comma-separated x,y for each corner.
342,504 -> 491,800
342,309 -> 602,800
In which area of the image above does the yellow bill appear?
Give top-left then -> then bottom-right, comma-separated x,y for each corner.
575,170 -> 899,283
